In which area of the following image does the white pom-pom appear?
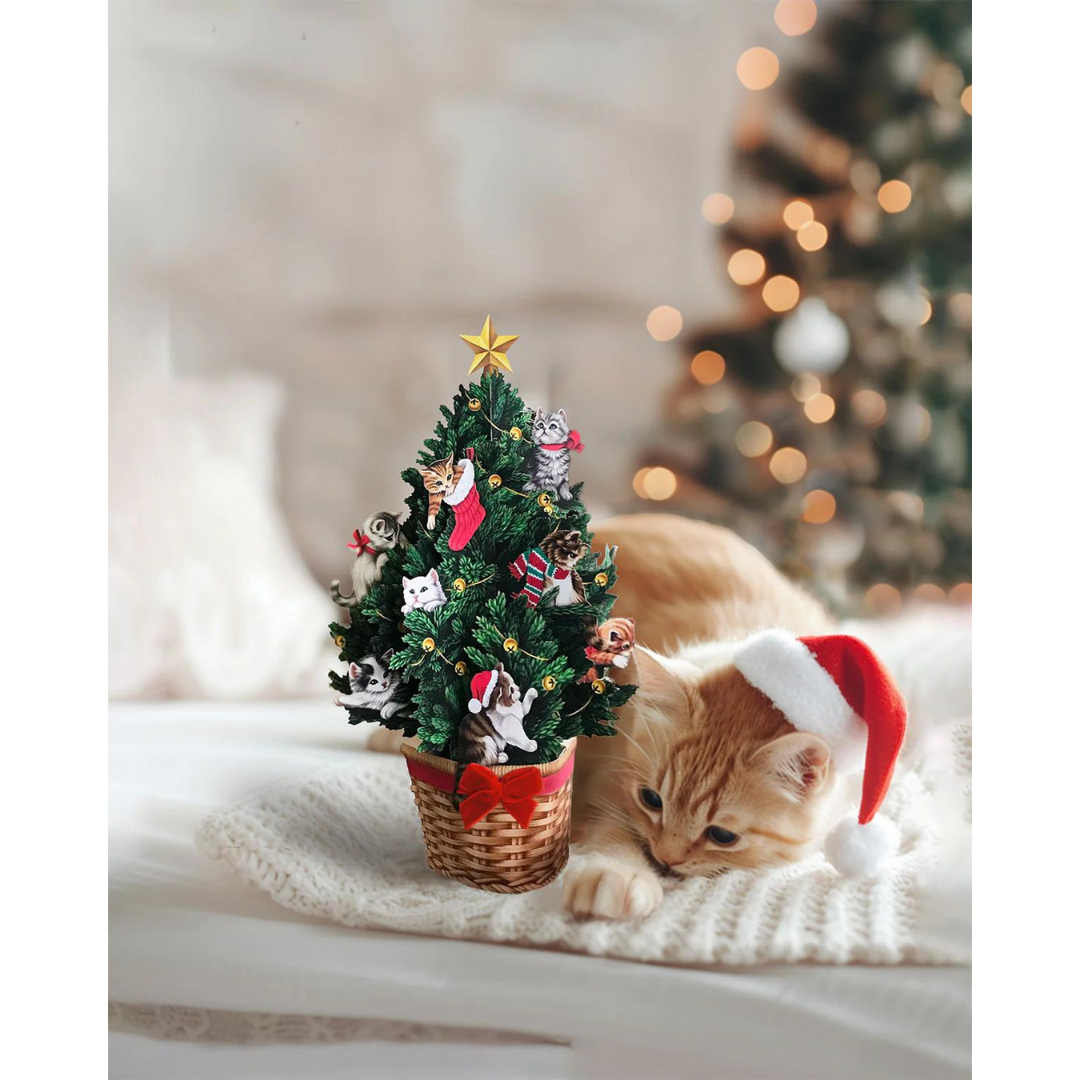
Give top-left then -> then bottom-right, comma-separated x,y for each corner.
468,699 -> 482,714
824,816 -> 900,877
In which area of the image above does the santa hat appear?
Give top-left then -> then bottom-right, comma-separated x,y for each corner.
468,669 -> 499,714
733,630 -> 907,877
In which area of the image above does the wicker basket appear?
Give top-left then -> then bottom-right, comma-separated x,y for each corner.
401,740 -> 576,893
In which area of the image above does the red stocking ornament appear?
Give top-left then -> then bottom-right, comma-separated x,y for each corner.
445,448 -> 485,550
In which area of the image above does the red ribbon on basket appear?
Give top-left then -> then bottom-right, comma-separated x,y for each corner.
405,751 -> 576,830
457,764 -> 542,829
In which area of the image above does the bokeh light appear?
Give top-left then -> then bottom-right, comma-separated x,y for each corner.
728,248 -> 766,285
917,405 -> 933,441
851,389 -> 887,425
918,297 -> 933,326
774,0 -> 817,36
961,85 -> 972,115
736,48 -> 780,91
642,466 -> 678,501
690,350 -> 726,385
877,180 -> 912,213
948,292 -> 973,327
632,467 -> 652,499
914,583 -> 947,603
791,373 -> 821,402
783,200 -> 814,230
702,192 -> 735,224
865,583 -> 902,615
797,221 -> 828,251
769,447 -> 807,483
762,275 -> 800,312
803,392 -> 835,423
802,488 -> 836,524
646,305 -> 683,341
949,582 -> 973,605
735,421 -> 773,457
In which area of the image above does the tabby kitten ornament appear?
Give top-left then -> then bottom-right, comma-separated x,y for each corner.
509,528 -> 588,607
579,616 -> 636,683
330,511 -> 407,608
420,447 -> 485,550
523,408 -> 583,506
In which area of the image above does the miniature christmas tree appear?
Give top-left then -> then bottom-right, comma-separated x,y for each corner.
328,317 -> 636,766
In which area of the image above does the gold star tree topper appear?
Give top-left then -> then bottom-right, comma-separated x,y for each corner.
460,316 -> 518,376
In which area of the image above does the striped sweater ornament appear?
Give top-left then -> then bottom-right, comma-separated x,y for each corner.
508,547 -> 568,608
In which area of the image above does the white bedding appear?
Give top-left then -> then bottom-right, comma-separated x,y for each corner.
110,693 -> 970,1079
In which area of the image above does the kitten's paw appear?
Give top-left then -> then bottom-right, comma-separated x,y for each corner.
379,703 -> 399,719
562,858 -> 663,920
612,654 -> 630,668
524,740 -> 538,753
497,752 -> 509,764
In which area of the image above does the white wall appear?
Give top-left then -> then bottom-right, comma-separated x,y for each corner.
110,0 -> 794,583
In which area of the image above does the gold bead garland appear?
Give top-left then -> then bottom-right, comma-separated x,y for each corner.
334,634 -> 346,650
468,397 -> 482,411
502,637 -> 518,653
488,474 -> 502,489
537,493 -> 552,508
455,661 -> 468,676
542,675 -> 557,691
496,629 -> 549,662
594,573 -> 609,587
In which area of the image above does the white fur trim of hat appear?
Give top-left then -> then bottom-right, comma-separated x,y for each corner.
468,668 -> 499,714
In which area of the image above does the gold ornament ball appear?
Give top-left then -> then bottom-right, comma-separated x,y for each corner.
503,637 -> 519,653
537,492 -> 553,508
542,675 -> 557,691
591,679 -> 607,694
421,637 -> 436,653
453,577 -> 467,593
510,426 -> 523,441
488,474 -> 502,488
594,573 -> 609,587
333,634 -> 346,649
454,661 -> 468,676
467,398 -> 482,412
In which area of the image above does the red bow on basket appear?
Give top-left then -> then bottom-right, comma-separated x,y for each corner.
347,530 -> 376,555
457,764 -> 543,830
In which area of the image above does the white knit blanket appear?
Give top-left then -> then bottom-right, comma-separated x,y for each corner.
197,612 -> 971,967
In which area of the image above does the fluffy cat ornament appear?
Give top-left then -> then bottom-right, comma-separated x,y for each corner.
523,408 -> 584,506
420,447 -> 485,550
401,568 -> 448,615
334,650 -> 412,720
330,511 -> 407,608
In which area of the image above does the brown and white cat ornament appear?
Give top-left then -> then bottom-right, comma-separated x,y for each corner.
330,511 -> 407,608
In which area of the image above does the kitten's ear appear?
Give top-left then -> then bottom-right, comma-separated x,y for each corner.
428,568 -> 439,582
754,732 -> 831,803
624,646 -> 691,721
402,576 -> 409,588
380,649 -> 393,665
566,530 -> 581,543
557,409 -> 567,421
349,662 -> 360,677
496,661 -> 505,674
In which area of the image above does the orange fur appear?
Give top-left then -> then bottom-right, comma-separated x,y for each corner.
565,515 -> 841,919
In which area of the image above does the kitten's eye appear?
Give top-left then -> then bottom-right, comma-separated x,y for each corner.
639,787 -> 663,810
706,826 -> 739,846
369,679 -> 378,686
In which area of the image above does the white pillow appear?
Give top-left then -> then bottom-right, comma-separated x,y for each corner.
110,373 -> 336,699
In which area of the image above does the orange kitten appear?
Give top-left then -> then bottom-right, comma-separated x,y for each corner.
565,514 -> 845,920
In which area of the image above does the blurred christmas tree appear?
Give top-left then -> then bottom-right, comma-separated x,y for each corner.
637,0 -> 971,614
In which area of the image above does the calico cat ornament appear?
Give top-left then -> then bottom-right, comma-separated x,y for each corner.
458,663 -> 539,765
330,511 -> 407,608
420,447 -> 485,550
509,528 -> 588,608
523,408 -> 583,506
